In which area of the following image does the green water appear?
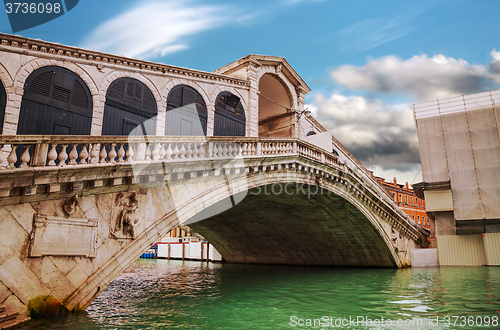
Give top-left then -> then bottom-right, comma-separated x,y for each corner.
20,259 -> 500,329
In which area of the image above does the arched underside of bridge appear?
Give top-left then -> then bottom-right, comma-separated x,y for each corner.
187,183 -> 397,267
0,157 -> 421,321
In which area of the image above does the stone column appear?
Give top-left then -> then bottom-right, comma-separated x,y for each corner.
246,60 -> 261,137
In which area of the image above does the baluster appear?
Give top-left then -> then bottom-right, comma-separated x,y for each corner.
152,143 -> 161,160
172,143 -> 179,159
68,144 -> 78,165
272,143 -> 277,155
0,144 -> 4,168
227,143 -> 233,158
199,143 -> 206,158
222,143 -> 228,158
215,143 -> 221,158
241,143 -> 247,156
20,144 -> 31,168
108,143 -> 117,163
236,143 -> 243,157
79,144 -> 89,164
145,143 -> 152,160
90,144 -> 100,164
193,144 -> 200,159
165,143 -> 173,160
47,144 -> 57,166
58,144 -> 68,167
126,143 -> 134,162
185,143 -> 193,159
159,143 -> 166,160
178,143 -> 186,159
99,144 -> 108,163
117,144 -> 125,162
250,143 -> 256,156
208,142 -> 214,158
6,145 -> 18,169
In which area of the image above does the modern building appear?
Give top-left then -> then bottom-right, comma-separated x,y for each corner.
376,177 -> 429,230
413,90 -> 500,266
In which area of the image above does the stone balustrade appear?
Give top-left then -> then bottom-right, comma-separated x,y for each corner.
0,135 -> 428,243
0,136 -> 341,170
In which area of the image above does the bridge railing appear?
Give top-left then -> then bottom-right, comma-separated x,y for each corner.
0,134 -> 428,241
0,135 -> 342,170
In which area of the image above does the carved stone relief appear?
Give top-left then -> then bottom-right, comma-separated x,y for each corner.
63,194 -> 80,215
29,214 -> 98,258
110,192 -> 140,239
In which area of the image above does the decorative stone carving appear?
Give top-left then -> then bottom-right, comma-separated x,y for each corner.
112,192 -> 140,239
315,174 -> 323,186
63,194 -> 80,215
29,214 -> 98,258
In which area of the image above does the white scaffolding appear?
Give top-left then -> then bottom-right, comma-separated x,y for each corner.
414,90 -> 500,221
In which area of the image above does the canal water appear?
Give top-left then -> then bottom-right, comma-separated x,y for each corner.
19,259 -> 500,329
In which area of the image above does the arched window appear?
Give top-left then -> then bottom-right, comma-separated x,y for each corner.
0,80 -> 6,134
214,92 -> 246,136
306,131 -> 316,136
17,66 -> 93,135
103,78 -> 157,135
165,85 -> 207,136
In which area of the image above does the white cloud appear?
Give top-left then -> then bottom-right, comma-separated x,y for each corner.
331,52 -> 500,101
489,49 -> 500,84
338,18 -> 412,52
337,3 -> 432,52
81,0 -> 230,59
310,93 -> 421,173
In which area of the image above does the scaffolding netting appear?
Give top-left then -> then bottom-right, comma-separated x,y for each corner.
414,90 -> 500,220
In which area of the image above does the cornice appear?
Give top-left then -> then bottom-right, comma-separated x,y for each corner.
0,33 -> 250,87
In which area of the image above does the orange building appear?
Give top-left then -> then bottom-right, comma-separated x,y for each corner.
376,177 -> 430,229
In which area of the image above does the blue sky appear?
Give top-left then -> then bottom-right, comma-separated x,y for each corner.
1,0 -> 499,183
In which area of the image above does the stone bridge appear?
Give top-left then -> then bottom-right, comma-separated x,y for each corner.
0,135 -> 428,322
0,33 -> 428,325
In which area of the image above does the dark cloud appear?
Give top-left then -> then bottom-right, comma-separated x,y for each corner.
310,93 -> 420,172
331,53 -> 500,102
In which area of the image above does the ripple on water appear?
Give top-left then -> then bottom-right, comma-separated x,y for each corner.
16,260 -> 500,329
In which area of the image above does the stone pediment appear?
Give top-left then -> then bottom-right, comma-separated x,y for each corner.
214,54 -> 311,94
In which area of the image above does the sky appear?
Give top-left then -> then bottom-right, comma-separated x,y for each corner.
1,0 -> 499,184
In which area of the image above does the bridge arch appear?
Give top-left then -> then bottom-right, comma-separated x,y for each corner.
17,66 -> 94,135
209,85 -> 248,136
102,77 -> 158,136
213,91 -> 246,136
97,72 -> 162,136
64,165 -> 410,311
165,84 -> 208,136
257,72 -> 296,138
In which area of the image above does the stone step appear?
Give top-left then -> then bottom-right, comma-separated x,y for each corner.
0,309 -> 18,323
0,306 -> 4,314
0,314 -> 30,330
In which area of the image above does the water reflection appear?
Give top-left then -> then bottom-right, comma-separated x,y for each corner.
17,260 -> 500,329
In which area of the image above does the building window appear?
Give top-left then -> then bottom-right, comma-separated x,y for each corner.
412,215 -> 415,221
405,195 -> 408,204
417,215 -> 420,224
393,193 -> 396,201
411,196 -> 413,205
399,194 -> 402,202
214,91 -> 246,136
